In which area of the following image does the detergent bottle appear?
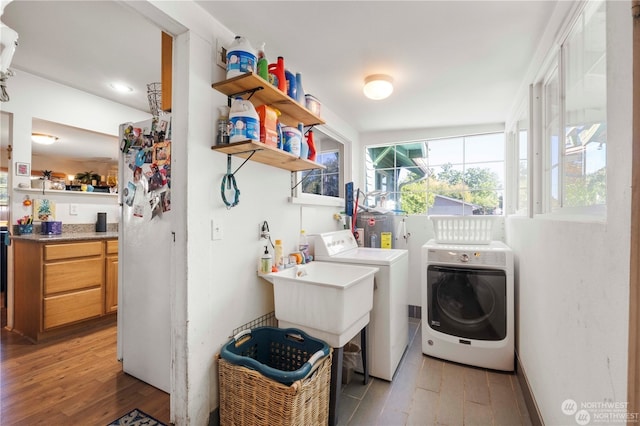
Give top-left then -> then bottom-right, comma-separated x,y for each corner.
229,97 -> 259,143
268,56 -> 286,93
282,126 -> 301,157
226,36 -> 256,78
285,70 -> 297,100
257,42 -> 269,81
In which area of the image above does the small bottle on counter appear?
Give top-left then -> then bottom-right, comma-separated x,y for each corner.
274,239 -> 283,270
298,230 -> 310,263
260,245 -> 272,274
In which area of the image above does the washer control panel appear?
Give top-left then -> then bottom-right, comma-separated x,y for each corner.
314,230 -> 358,257
426,246 -> 507,267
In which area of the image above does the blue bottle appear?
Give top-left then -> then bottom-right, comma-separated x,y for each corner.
295,72 -> 305,105
285,70 -> 297,100
298,123 -> 309,159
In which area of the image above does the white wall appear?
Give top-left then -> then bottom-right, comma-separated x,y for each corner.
506,1 -> 632,424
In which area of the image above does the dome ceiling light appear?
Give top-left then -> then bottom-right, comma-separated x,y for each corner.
31,133 -> 58,145
363,74 -> 394,100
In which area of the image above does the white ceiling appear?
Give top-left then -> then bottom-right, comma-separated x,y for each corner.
1,0 -> 558,159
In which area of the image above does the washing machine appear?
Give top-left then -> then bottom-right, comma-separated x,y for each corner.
421,239 -> 514,371
313,230 -> 409,381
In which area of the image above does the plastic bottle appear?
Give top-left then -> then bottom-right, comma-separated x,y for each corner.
295,72 -> 305,105
260,245 -> 272,274
257,43 -> 269,81
276,121 -> 284,150
268,56 -> 286,93
226,36 -> 257,79
298,230 -> 310,263
307,129 -> 317,161
216,105 -> 230,145
274,239 -> 284,270
229,97 -> 259,143
298,123 -> 309,159
282,126 -> 301,157
285,70 -> 297,100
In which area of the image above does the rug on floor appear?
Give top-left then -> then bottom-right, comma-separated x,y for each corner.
108,408 -> 167,426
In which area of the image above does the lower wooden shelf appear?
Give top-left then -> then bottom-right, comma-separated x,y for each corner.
211,140 -> 325,172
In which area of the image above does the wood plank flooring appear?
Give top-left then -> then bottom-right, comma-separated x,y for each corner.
0,322 -> 169,425
338,318 -> 533,425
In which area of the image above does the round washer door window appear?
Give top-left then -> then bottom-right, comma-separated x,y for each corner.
436,274 -> 496,326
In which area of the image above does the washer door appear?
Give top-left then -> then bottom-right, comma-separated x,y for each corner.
427,265 -> 506,341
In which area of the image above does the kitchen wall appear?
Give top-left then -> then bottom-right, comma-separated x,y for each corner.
2,71 -> 149,226
505,1 -> 632,424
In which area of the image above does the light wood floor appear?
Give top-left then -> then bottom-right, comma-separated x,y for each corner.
0,322 -> 170,425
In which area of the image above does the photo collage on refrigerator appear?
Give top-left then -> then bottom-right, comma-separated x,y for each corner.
120,117 -> 171,220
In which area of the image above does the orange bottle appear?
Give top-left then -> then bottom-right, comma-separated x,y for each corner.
307,130 -> 317,162
268,56 -> 286,93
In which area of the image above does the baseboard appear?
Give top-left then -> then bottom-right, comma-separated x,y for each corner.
208,407 -> 219,426
515,352 -> 544,426
409,305 -> 422,319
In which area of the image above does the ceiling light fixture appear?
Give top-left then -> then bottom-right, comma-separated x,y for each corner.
109,82 -> 133,93
363,74 -> 394,100
31,133 -> 58,145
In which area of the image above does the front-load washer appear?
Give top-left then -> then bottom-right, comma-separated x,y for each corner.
313,230 -> 408,381
422,239 -> 514,371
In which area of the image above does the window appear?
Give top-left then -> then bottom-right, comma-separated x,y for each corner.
543,66 -> 561,211
365,132 -> 505,215
302,150 -> 340,197
298,127 -> 345,202
516,112 -> 529,214
561,0 -> 606,209
541,0 -> 606,213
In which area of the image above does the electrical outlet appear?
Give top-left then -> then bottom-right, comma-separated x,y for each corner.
216,39 -> 227,70
259,222 -> 270,240
69,204 -> 78,215
212,218 -> 223,241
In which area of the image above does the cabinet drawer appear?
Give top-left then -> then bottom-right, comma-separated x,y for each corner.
44,258 -> 104,295
106,239 -> 118,255
44,241 -> 102,261
43,287 -> 102,329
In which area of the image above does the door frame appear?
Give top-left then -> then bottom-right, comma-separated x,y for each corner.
628,1 -> 640,423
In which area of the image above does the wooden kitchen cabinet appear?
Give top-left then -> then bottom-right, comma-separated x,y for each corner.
13,237 -> 118,342
105,239 -> 118,313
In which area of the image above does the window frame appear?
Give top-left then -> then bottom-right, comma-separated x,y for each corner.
290,124 -> 347,207
364,131 -> 506,216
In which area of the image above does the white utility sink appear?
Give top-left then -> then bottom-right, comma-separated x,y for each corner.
262,261 -> 378,347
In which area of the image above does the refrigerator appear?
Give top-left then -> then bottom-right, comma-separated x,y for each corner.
117,115 -> 173,393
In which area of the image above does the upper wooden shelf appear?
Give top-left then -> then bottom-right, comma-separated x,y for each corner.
211,73 -> 325,128
211,140 -> 325,172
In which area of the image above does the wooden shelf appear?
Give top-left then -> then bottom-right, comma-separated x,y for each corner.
212,73 -> 325,128
211,140 -> 325,172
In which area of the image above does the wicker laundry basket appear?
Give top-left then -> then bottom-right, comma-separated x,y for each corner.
218,327 -> 332,426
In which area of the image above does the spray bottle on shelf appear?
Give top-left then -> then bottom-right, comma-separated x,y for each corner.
257,43 -> 269,81
306,129 -> 317,161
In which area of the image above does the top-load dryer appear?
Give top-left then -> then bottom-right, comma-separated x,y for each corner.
313,230 -> 409,381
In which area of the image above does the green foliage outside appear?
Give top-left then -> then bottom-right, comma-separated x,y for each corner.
399,163 -> 501,215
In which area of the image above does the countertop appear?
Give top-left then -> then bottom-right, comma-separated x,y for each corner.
11,231 -> 118,242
